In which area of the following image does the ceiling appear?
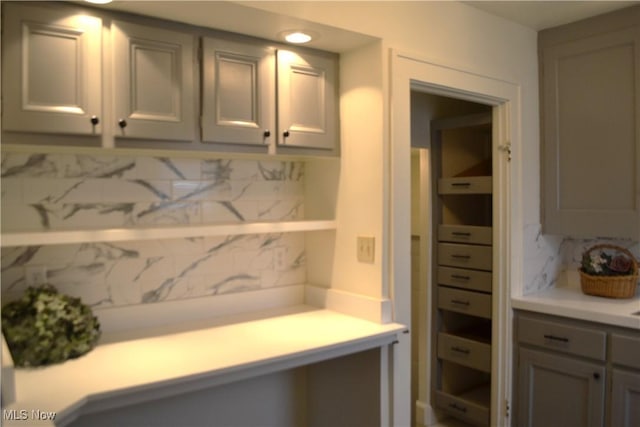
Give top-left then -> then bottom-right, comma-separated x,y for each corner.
87,1 -> 639,52
464,1 -> 638,30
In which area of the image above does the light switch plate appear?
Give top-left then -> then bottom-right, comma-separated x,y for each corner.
357,236 -> 375,263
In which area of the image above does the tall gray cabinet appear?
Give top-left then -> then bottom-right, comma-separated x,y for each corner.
539,6 -> 640,239
430,112 -> 493,426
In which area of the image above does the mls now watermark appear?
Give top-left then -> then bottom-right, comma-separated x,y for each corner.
3,409 -> 57,421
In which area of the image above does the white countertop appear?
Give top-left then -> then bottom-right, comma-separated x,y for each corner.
4,306 -> 406,427
512,277 -> 640,330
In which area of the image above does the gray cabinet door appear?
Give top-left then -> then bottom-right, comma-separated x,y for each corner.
611,369 -> 640,427
277,49 -> 337,150
112,21 -> 195,141
518,348 -> 605,427
2,3 -> 102,135
201,37 -> 275,146
540,20 -> 640,238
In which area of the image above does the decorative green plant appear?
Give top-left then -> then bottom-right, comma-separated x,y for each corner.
2,285 -> 101,367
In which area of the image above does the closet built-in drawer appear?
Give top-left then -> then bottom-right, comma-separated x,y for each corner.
517,315 -> 606,361
438,332 -> 491,372
438,266 -> 492,293
611,333 -> 640,370
438,177 -> 492,194
438,243 -> 492,271
438,224 -> 492,245
435,386 -> 490,426
438,286 -> 491,318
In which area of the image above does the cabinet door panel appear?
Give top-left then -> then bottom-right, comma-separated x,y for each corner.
2,3 -> 102,135
611,369 -> 640,427
518,348 -> 605,427
201,38 -> 275,146
113,21 -> 194,141
277,50 -> 337,150
542,24 -> 640,238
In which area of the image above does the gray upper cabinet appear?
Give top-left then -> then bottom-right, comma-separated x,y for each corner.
540,7 -> 640,239
2,3 -> 103,135
112,21 -> 195,141
277,49 -> 338,150
201,38 -> 276,146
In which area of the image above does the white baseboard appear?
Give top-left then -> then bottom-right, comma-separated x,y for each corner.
304,284 -> 393,323
416,400 -> 440,426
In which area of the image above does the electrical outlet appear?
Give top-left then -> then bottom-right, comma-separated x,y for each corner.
25,265 -> 47,286
357,236 -> 375,263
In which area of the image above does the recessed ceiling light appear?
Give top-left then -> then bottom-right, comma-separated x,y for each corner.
280,30 -> 316,44
85,0 -> 113,4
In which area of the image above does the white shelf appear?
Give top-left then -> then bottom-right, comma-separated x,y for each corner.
1,220 -> 337,247
3,307 -> 405,427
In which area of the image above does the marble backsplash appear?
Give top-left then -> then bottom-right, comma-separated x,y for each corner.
1,151 -> 307,308
523,223 -> 640,295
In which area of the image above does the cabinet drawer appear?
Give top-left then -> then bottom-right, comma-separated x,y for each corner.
438,266 -> 492,293
517,315 -> 606,361
611,333 -> 640,370
438,332 -> 491,372
438,225 -> 492,245
438,243 -> 492,271
435,388 -> 490,426
438,286 -> 491,318
438,177 -> 492,194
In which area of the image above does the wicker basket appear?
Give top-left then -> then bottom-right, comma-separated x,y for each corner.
579,244 -> 639,299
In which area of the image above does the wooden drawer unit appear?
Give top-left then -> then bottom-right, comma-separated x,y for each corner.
438,286 -> 491,318
611,333 -> 640,370
438,243 -> 492,271
435,386 -> 490,426
517,315 -> 606,361
437,266 -> 492,293
438,224 -> 492,245
438,332 -> 491,372
438,177 -> 492,194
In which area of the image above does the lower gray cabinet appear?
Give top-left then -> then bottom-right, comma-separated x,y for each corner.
516,311 -> 640,427
518,347 -> 605,427
611,369 -> 640,427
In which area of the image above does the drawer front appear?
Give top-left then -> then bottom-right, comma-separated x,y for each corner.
611,333 -> 640,370
438,177 -> 492,194
435,390 -> 489,426
438,286 -> 491,318
438,332 -> 491,372
517,315 -> 606,361
438,266 -> 492,293
438,243 -> 492,271
438,224 -> 492,245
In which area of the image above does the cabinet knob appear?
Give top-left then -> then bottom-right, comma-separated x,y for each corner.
118,119 -> 127,129
283,130 -> 290,138
593,373 -> 600,380
90,115 -> 99,126
264,130 -> 271,138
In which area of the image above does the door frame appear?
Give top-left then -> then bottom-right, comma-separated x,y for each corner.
388,49 -> 523,427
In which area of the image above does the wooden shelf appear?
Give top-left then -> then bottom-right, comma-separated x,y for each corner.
1,220 -> 337,247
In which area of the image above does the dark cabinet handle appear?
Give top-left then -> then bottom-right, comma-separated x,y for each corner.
451,346 -> 470,355
452,232 -> 472,236
264,129 -> 271,138
449,403 -> 467,413
593,373 -> 600,380
451,274 -> 471,280
543,334 -> 569,343
118,119 -> 127,129
90,115 -> 99,126
283,130 -> 290,138
451,299 -> 470,306
452,182 -> 471,187
451,254 -> 471,259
